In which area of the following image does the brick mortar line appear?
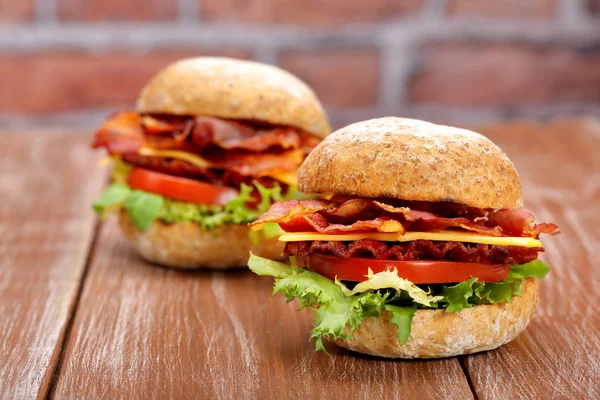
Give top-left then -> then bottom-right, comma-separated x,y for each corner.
35,0 -> 57,25
557,0 -> 591,25
177,0 -> 200,22
0,20 -> 598,52
1,104 -> 599,131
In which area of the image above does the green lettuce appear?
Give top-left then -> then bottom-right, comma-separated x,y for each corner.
123,190 -> 163,232
248,253 -> 418,352
248,254 -> 551,352
92,182 -> 131,214
93,179 -> 295,232
335,268 -> 443,307
439,260 -> 550,312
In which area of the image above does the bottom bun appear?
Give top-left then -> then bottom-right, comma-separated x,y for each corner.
332,277 -> 538,359
119,210 -> 284,269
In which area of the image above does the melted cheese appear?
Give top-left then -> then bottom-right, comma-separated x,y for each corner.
138,147 -> 213,168
96,155 -> 115,167
278,231 -> 542,248
260,170 -> 298,186
137,147 -> 298,186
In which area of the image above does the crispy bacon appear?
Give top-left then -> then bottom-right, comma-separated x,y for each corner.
141,115 -> 190,135
122,154 -> 282,187
93,112 -> 315,156
192,117 -> 301,152
487,209 -> 560,237
123,154 -> 219,182
207,149 -> 304,176
122,149 -> 303,186
251,198 -> 559,238
277,214 -> 406,235
285,239 -> 543,265
92,112 -> 144,154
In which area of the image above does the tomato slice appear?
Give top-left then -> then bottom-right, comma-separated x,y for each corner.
295,254 -> 510,284
127,168 -> 238,206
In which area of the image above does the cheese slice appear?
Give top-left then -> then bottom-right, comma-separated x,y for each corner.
278,231 -> 542,248
260,170 -> 298,186
96,155 -> 115,167
137,147 -> 299,186
138,147 -> 213,169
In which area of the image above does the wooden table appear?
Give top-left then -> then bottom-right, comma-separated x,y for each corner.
1,119 -> 599,400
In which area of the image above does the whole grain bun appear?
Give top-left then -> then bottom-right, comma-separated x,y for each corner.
331,277 -> 538,358
119,211 -> 284,269
136,57 -> 331,139
298,117 -> 523,209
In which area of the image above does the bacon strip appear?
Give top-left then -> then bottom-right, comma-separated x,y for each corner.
93,112 -> 314,155
92,112 -> 144,154
285,239 -> 543,265
192,117 -> 301,152
251,198 -> 559,238
487,209 -> 560,237
277,214 -> 406,235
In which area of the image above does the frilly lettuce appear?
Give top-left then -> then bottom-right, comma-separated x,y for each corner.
248,253 -> 418,352
248,253 -> 551,353
93,177 -> 291,232
335,268 -> 443,307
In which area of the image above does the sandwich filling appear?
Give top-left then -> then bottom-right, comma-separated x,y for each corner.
92,112 -> 319,232
248,196 -> 558,351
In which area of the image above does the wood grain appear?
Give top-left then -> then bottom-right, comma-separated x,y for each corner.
461,119 -> 600,399
0,133 -> 105,399
53,218 -> 473,399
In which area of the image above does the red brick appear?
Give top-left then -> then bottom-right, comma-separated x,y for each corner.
200,0 -> 424,27
0,50 -> 252,114
409,44 -> 600,107
587,0 -> 600,14
58,0 -> 177,21
447,0 -> 555,18
0,0 -> 34,22
280,48 -> 380,109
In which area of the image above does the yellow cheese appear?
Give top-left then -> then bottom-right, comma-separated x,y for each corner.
96,155 -> 115,167
137,147 -> 299,186
138,147 -> 212,169
260,170 -> 298,186
278,230 -> 542,248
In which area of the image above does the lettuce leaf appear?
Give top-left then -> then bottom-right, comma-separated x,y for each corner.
442,278 -> 479,312
92,182 -> 131,214
249,253 -> 423,352
123,190 -> 164,232
248,254 -> 552,353
384,304 -> 417,345
509,260 -> 551,279
111,157 -> 132,183
335,268 -> 443,307
93,179 -> 296,232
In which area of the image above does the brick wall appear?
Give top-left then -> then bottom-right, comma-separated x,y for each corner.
0,0 -> 599,131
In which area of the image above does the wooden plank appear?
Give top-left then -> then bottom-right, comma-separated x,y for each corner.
0,133 -> 105,399
460,119 -> 600,399
54,218 -> 473,399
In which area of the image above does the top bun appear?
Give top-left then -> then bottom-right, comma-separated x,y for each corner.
298,117 -> 523,209
136,57 -> 331,139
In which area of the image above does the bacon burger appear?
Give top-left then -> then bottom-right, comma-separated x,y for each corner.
92,57 -> 330,269
248,117 -> 558,358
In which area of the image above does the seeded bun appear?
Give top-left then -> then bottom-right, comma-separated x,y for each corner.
298,117 -> 523,209
136,57 -> 331,139
330,278 -> 538,358
119,211 -> 284,269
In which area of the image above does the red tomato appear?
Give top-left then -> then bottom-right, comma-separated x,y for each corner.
295,254 -> 510,284
127,168 -> 238,206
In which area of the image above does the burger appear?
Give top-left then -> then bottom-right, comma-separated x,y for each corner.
248,117 -> 559,358
91,57 -> 330,269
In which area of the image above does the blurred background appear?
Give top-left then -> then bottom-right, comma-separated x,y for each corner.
0,0 -> 599,131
